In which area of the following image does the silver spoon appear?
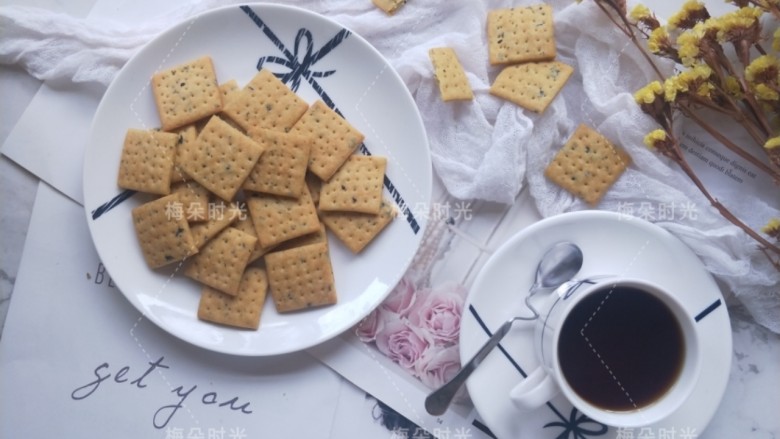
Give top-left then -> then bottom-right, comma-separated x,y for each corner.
424,242 -> 584,416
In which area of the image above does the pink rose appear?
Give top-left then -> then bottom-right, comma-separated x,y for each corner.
381,276 -> 417,317
409,283 -> 466,346
355,308 -> 385,343
415,345 -> 462,390
374,319 -> 433,372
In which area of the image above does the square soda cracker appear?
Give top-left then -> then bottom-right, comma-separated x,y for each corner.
170,124 -> 198,184
151,56 -> 223,131
184,227 -> 257,295
318,155 -> 387,214
290,100 -> 365,181
117,128 -> 178,195
245,185 -> 321,248
169,180 -> 210,222
197,266 -> 268,330
544,124 -> 631,206
487,4 -> 556,65
320,198 -> 396,253
428,47 -> 474,101
243,129 -> 312,198
131,193 -> 198,269
178,116 -> 265,201
372,0 -> 406,15
490,61 -> 574,113
221,69 -> 309,133
264,242 -> 337,313
189,201 -> 241,248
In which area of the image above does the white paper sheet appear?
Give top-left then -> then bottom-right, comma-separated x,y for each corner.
0,183 -> 344,438
680,112 -> 780,230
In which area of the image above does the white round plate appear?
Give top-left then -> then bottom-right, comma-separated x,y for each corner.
461,211 -> 731,438
83,4 -> 430,356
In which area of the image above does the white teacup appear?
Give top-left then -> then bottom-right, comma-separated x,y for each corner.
509,278 -> 700,428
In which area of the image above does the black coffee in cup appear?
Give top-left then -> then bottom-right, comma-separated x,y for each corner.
557,286 -> 685,411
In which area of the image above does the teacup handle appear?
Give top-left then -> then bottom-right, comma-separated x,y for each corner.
509,367 -> 559,410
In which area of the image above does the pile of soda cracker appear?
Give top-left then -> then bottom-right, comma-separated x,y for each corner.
423,3 -> 632,207
117,57 -> 395,330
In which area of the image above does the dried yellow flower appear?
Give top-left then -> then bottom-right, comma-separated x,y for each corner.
762,218 -> 780,238
676,24 -> 706,66
765,136 -> 780,150
664,77 -> 684,102
713,7 -> 763,44
725,76 -> 744,98
745,55 -> 780,83
648,27 -> 672,54
668,1 -> 709,30
629,4 -> 651,22
634,81 -> 664,104
643,129 -> 668,149
745,56 -> 780,103
755,84 -> 780,101
664,64 -> 714,102
628,4 -> 661,30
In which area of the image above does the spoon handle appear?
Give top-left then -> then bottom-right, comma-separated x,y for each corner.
425,318 -> 515,416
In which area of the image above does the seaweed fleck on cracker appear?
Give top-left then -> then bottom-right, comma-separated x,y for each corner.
544,124 -> 631,206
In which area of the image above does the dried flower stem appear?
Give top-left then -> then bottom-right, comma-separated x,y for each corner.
680,105 -> 780,180
667,135 -> 780,256
697,41 -> 774,143
594,1 -> 666,80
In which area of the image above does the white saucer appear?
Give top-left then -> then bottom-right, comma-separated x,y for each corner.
460,211 -> 731,438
